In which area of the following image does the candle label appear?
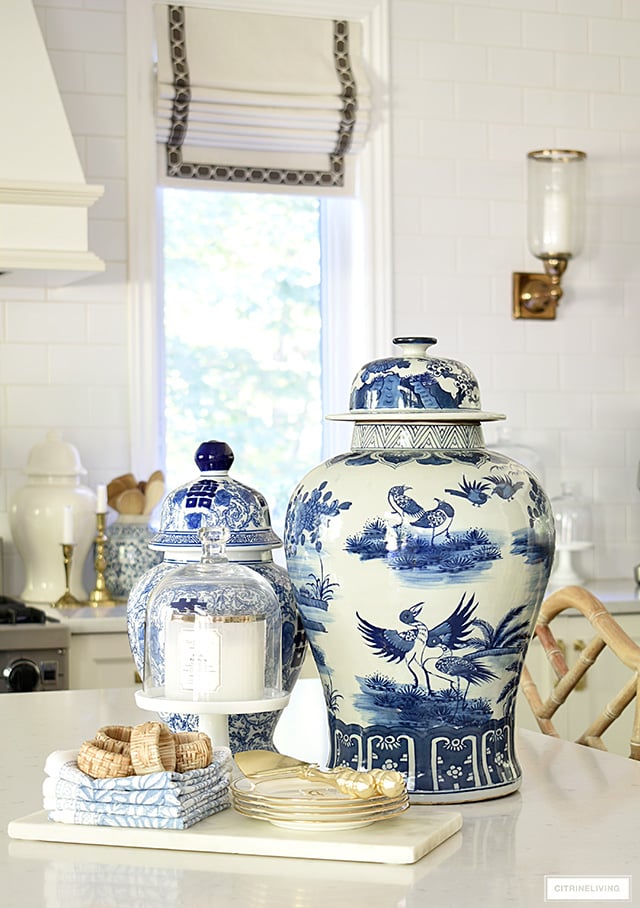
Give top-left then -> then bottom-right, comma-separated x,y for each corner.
177,625 -> 221,693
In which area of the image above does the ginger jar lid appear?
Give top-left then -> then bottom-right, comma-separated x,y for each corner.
150,440 -> 282,552
328,336 -> 505,424
25,430 -> 88,477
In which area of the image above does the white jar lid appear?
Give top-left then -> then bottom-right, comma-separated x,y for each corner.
25,430 -> 87,477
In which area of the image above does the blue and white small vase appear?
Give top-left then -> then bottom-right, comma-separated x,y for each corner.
284,337 -> 555,803
104,516 -> 163,599
127,440 -> 307,753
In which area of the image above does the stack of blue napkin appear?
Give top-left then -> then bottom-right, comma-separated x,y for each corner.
43,746 -> 232,829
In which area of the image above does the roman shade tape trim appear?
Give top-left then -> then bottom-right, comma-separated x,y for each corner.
155,5 -> 371,190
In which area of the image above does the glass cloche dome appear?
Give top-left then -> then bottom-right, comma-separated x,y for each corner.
143,526 -> 283,704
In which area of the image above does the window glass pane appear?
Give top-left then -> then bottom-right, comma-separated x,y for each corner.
162,189 -> 323,536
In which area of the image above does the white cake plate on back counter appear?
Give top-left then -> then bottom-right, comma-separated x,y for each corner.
135,688 -> 290,749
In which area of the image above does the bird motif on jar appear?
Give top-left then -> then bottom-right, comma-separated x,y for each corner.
387,485 -> 455,543
356,593 -> 478,692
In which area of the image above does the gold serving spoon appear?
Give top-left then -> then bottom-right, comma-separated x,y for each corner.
234,750 -> 406,800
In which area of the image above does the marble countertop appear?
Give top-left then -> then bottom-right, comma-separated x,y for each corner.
1,680 -> 639,907
39,602 -> 127,633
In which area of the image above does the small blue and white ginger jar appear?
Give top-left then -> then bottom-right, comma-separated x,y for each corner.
104,516 -> 163,599
284,337 -> 555,803
127,440 -> 307,753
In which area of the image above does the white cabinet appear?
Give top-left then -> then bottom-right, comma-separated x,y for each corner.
517,611 -> 640,758
69,633 -> 139,690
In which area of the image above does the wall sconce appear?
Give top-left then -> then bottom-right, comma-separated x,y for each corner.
512,149 -> 587,320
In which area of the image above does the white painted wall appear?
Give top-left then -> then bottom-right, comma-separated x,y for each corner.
0,0 -> 638,595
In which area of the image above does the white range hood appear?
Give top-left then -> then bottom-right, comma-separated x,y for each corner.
0,0 -> 105,287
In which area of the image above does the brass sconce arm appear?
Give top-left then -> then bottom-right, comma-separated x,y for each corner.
512,255 -> 568,320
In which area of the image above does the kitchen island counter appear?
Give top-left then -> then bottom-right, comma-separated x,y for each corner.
1,682 -> 639,907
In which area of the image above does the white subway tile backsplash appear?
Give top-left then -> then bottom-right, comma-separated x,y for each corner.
393,157 -> 457,197
623,353 -> 640,390
43,9 -> 124,54
90,218 -> 127,262
5,302 -> 87,343
456,83 -> 523,123
419,42 -> 487,82
394,233 -> 457,275
420,120 -> 489,159
455,6 -> 522,47
391,39 -> 419,80
523,12 -> 589,52
456,160 -> 522,201
0,346 -> 48,385
589,16 -> 640,55
6,385 -> 93,428
423,273 -> 493,315
555,52 -> 620,92
562,429 -> 626,469
560,0 -> 622,15
621,55 -> 640,92
593,391 -> 640,430
392,115 -> 421,156
59,92 -> 126,137
591,91 -> 640,131
87,302 -> 127,346
85,53 -> 125,95
524,88 -> 590,127
421,198 -> 490,236
623,0 -> 640,19
48,344 -> 127,386
391,1 -> 454,41
526,390 -> 593,429
489,47 -> 554,88
488,124 -> 548,161
559,353 -> 625,392
47,49 -> 85,92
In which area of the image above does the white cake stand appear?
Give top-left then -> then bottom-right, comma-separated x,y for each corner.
135,688 -> 290,749
549,541 -> 593,587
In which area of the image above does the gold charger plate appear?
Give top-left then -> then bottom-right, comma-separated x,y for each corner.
231,789 -> 409,819
231,773 -> 401,809
232,797 -> 410,831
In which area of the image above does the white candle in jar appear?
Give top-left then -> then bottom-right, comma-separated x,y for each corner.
62,506 -> 75,545
164,613 -> 266,701
96,484 -> 107,514
542,188 -> 571,253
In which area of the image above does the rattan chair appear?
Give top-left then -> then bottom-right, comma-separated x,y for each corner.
520,585 -> 640,760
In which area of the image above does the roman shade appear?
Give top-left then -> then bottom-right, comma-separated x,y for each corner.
154,5 -> 371,193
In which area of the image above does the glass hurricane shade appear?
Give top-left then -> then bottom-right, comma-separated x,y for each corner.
527,149 -> 586,260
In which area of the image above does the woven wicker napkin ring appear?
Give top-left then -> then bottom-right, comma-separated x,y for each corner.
130,721 -> 177,775
174,731 -> 213,772
94,725 -> 132,754
77,740 -> 134,779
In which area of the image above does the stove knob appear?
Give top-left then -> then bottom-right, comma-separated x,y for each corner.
3,659 -> 40,693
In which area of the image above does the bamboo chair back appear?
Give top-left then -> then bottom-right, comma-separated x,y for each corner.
520,585 -> 640,760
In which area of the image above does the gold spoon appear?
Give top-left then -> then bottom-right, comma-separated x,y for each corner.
234,750 -> 406,800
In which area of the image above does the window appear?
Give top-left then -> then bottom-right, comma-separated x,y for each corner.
125,0 -> 391,517
161,188 -> 323,533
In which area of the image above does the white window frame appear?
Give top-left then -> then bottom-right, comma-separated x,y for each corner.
125,0 -> 392,477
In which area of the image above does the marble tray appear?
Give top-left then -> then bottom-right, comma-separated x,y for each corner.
9,806 -> 462,866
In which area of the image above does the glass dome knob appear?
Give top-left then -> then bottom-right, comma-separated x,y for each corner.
199,525 -> 230,563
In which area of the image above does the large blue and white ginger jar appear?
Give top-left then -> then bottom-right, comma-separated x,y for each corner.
284,337 -> 555,803
127,440 -> 307,753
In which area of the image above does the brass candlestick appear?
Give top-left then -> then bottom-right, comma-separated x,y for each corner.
87,512 -> 118,607
52,543 -> 83,608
